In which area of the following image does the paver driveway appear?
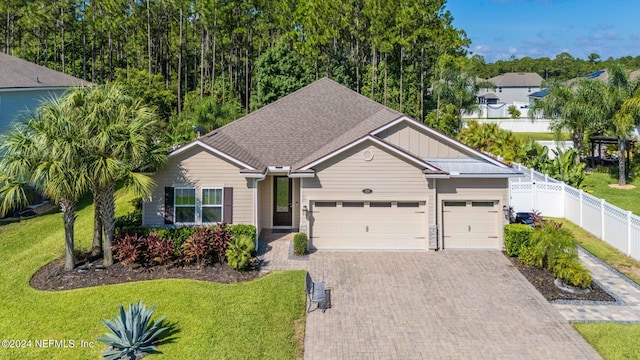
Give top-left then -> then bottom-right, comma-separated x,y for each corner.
302,251 -> 602,360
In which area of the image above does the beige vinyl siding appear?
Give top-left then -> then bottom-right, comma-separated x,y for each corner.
258,177 -> 272,230
300,141 -> 432,234
436,178 -> 509,249
377,122 -> 472,159
143,146 -> 254,226
292,178 -> 300,228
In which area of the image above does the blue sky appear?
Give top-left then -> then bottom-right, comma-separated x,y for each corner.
446,0 -> 640,63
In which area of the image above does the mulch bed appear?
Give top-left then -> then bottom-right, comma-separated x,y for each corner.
506,253 -> 615,302
31,252 -> 263,291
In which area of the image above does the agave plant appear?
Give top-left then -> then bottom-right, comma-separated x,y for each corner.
98,300 -> 170,360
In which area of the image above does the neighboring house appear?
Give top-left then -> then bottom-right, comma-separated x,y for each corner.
563,69 -> 640,87
479,72 -> 544,105
143,78 -> 522,251
0,52 -> 90,133
467,72 -> 543,118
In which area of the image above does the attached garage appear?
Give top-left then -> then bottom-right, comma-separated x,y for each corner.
441,200 -> 501,249
310,200 -> 427,250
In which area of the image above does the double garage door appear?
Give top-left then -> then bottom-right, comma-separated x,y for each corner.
442,200 -> 500,249
310,200 -> 427,250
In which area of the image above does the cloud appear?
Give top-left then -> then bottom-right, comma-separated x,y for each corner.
524,35 -> 553,47
508,47 -> 518,54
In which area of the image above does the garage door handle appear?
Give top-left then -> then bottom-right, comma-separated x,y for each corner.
468,225 -> 471,232
366,225 -> 369,232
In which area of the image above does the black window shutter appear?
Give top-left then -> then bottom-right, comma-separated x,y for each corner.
223,187 -> 233,224
164,187 -> 174,224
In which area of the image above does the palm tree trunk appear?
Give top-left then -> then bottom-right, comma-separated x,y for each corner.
619,137 -> 627,186
99,184 -> 116,267
60,199 -> 76,271
91,185 -> 103,256
573,131 -> 583,164
92,207 -> 103,256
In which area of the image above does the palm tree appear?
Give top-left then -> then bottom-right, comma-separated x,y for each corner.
0,97 -> 90,271
69,85 -> 166,266
530,79 -> 609,163
431,57 -> 494,134
605,63 -> 640,186
611,101 -> 640,186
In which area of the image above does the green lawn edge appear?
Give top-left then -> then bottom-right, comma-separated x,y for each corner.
552,218 -> 640,360
0,190 -> 306,359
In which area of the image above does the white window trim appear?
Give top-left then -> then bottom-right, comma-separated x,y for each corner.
174,187 -> 197,225
201,187 -> 224,225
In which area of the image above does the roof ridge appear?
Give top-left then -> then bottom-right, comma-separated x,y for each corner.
205,77 -> 336,136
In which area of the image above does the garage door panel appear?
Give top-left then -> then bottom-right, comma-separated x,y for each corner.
443,201 -> 500,250
311,201 -> 426,250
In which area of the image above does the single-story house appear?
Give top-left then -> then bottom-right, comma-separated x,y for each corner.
0,52 -> 90,134
143,78 -> 522,251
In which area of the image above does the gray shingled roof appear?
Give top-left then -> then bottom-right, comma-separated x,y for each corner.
199,78 -> 403,170
488,72 -> 543,87
0,52 -> 90,89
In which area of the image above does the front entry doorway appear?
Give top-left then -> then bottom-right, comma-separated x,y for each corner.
273,176 -> 292,227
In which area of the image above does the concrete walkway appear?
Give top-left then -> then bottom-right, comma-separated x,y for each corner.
554,248 -> 640,323
259,231 -> 602,359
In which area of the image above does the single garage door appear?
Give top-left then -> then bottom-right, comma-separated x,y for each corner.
442,200 -> 500,249
310,201 -> 427,250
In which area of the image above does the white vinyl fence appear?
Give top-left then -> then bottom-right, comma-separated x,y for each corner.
509,163 -> 640,261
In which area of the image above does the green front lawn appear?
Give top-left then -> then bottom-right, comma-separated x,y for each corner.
515,132 -> 571,141
0,191 -> 306,359
574,323 -> 640,360
557,218 -> 640,359
583,172 -> 640,216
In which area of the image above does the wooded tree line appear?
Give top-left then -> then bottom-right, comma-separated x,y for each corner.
3,1 -> 640,141
470,52 -> 640,82
0,0 -> 469,124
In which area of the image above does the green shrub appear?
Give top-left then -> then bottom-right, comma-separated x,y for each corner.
98,300 -> 171,360
293,233 -> 308,256
155,227 -> 195,253
519,220 -> 592,289
226,234 -> 255,271
504,224 -> 533,257
551,251 -> 592,288
229,224 -> 257,242
115,209 -> 142,227
508,105 -> 521,119
527,221 -> 574,268
518,244 -> 537,266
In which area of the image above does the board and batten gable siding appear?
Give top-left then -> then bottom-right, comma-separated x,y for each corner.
143,146 -> 254,226
377,122 -> 472,159
436,178 -> 510,245
300,141 -> 433,230
0,89 -> 68,134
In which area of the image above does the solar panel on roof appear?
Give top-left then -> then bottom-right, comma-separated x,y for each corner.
584,70 -> 605,79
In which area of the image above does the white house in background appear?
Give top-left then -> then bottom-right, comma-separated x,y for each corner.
479,72 -> 544,104
466,72 -> 544,118
0,52 -> 90,133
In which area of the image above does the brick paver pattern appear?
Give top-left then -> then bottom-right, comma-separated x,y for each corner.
260,231 -> 603,360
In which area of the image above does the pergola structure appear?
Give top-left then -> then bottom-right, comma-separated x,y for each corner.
588,136 -> 636,171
